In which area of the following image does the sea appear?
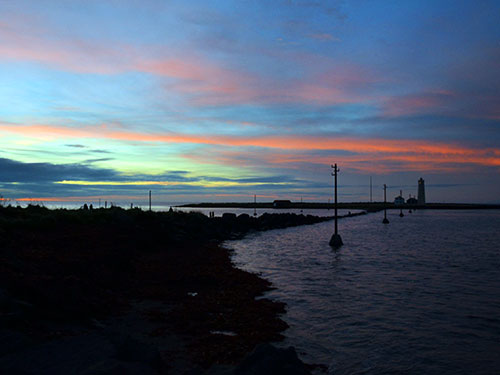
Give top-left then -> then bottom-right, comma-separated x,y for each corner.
225,209 -> 500,375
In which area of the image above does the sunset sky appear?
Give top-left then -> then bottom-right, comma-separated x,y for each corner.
1,0 -> 499,205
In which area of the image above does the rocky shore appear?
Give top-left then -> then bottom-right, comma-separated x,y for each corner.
0,205 -> 360,374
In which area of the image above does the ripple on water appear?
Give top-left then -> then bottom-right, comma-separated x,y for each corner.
226,210 -> 500,375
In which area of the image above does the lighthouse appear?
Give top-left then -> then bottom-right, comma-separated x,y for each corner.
418,178 -> 426,205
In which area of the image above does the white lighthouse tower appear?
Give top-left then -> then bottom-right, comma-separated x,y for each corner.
417,178 -> 426,205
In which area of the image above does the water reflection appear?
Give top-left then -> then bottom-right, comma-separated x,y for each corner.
226,210 -> 500,375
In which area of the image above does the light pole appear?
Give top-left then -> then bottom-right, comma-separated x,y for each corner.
329,164 -> 343,248
383,184 -> 389,224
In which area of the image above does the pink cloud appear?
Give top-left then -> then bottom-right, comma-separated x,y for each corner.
2,122 -> 498,172
381,90 -> 456,117
309,33 -> 341,42
0,16 -> 381,107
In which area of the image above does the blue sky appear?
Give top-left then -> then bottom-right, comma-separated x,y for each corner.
0,0 -> 499,205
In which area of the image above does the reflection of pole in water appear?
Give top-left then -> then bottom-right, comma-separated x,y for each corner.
329,164 -> 343,248
399,189 -> 404,217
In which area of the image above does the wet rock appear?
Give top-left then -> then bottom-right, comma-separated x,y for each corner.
0,329 -> 35,357
113,335 -> 162,369
222,213 -> 237,220
232,344 -> 310,375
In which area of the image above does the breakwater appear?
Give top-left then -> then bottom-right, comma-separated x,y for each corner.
0,205 -> 356,374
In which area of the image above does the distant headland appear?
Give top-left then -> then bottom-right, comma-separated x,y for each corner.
178,201 -> 500,210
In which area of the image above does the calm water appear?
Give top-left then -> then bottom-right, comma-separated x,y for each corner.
178,207 -> 359,218
226,210 -> 500,375
38,202 -> 355,218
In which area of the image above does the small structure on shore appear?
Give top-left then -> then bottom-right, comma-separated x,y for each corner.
394,190 -> 405,206
273,200 -> 291,208
407,194 -> 417,205
395,190 -> 405,217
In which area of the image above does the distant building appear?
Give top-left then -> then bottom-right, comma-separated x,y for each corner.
418,178 -> 426,205
407,194 -> 418,205
273,199 -> 291,208
394,190 -> 405,205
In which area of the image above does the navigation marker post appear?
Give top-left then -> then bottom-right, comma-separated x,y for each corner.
383,184 -> 389,224
329,164 -> 343,248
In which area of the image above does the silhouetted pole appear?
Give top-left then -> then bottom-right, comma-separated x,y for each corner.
329,164 -> 343,248
383,184 -> 389,224
253,194 -> 257,216
149,190 -> 152,211
399,189 -> 404,217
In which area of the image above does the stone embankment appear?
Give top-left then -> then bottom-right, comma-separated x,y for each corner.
0,205 -> 362,374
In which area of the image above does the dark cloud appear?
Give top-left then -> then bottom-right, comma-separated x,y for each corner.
0,158 -> 196,185
0,157 -> 119,183
65,144 -> 86,148
82,158 -> 115,164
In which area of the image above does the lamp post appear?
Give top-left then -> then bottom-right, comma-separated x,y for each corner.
383,184 -> 389,224
329,164 -> 343,248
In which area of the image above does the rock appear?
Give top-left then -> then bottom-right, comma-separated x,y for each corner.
222,213 -> 237,220
233,344 -> 310,375
113,335 -> 162,369
0,288 -> 9,307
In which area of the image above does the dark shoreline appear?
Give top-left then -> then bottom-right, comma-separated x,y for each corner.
178,202 -> 500,210
0,205 -> 354,374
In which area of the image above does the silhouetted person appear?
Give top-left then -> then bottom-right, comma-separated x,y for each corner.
89,204 -> 93,211
83,203 -> 88,210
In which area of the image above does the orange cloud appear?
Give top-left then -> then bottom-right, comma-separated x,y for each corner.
1,122 -> 498,171
15,195 -> 142,202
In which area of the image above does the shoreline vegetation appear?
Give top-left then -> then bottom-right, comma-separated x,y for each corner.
0,205 -> 364,374
178,202 -> 500,210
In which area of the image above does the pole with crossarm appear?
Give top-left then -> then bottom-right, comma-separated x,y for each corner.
329,164 -> 343,248
382,184 -> 389,224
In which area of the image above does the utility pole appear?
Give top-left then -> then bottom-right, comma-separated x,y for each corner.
329,164 -> 343,248
399,189 -> 404,217
383,184 -> 389,224
253,194 -> 257,216
149,190 -> 152,211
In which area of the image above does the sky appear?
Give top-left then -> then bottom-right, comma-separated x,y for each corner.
0,0 -> 499,205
